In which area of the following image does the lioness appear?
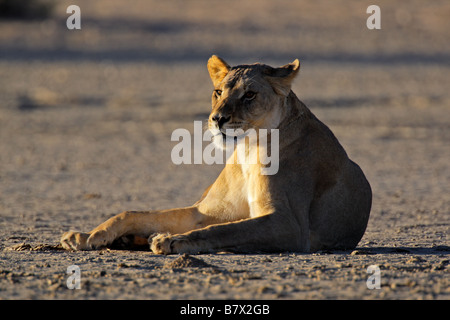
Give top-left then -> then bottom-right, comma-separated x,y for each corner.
61,55 -> 372,254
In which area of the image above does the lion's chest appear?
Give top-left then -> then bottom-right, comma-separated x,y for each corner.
241,164 -> 271,218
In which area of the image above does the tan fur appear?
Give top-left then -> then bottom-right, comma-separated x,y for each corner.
61,56 -> 372,254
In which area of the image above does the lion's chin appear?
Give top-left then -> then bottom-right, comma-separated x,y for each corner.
212,132 -> 235,150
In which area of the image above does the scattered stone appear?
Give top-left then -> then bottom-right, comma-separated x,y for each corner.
163,254 -> 213,269
406,256 -> 426,263
432,260 -> 448,271
7,243 -> 32,251
5,242 -> 64,251
350,249 -> 374,255
257,285 -> 272,294
83,193 -> 102,199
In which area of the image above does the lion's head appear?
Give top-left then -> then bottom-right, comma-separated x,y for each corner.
206,55 -> 300,148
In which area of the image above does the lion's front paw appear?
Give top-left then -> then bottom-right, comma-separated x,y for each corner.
61,231 -> 91,251
86,229 -> 115,249
150,233 -> 174,255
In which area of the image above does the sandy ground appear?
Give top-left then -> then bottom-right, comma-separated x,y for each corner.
0,0 -> 449,300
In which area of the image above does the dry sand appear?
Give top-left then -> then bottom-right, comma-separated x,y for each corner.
0,0 -> 448,300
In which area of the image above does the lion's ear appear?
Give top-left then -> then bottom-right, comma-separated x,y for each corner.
207,55 -> 230,87
264,59 -> 300,96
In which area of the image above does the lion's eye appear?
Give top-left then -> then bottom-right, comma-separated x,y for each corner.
214,90 -> 222,97
243,91 -> 256,100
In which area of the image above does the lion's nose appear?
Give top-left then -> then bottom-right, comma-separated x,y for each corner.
211,114 -> 231,129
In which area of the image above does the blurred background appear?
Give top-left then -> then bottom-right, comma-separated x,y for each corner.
0,0 -> 449,242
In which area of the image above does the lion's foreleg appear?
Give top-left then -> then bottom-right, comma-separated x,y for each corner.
151,213 -> 307,254
61,206 -> 217,250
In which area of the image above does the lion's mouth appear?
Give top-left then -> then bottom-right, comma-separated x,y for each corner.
220,122 -> 249,138
209,121 -> 253,149
209,128 -> 248,149
219,128 -> 249,140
